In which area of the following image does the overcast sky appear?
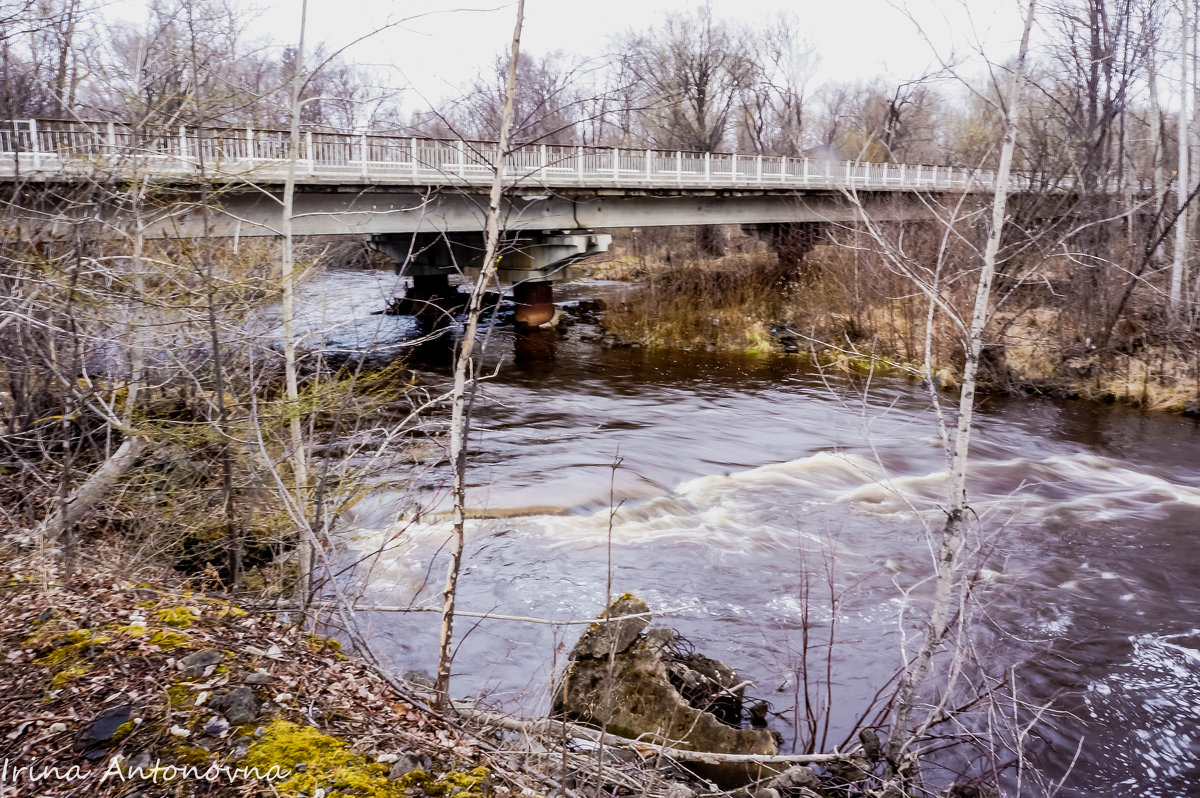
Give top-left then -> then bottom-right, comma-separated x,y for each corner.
227,0 -> 1032,108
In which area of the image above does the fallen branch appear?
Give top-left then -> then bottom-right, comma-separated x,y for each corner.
288,601 -> 686,627
39,435 -> 149,543
459,708 -> 854,766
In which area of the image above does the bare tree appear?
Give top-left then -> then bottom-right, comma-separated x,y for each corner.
884,0 -> 1038,773
433,0 -> 527,710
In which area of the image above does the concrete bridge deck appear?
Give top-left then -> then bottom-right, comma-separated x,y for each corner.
0,120 -> 1010,241
1,119 -> 999,194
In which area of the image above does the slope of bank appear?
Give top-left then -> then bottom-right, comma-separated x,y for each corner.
0,560 -> 540,798
593,249 -> 1200,416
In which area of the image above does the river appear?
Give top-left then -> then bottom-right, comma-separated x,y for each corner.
295,267 -> 1200,797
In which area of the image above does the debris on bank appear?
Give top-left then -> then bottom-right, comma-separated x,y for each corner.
0,562 -> 521,798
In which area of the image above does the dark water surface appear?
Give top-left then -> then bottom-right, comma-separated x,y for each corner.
300,269 -> 1200,797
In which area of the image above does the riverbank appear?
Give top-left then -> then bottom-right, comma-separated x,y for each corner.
592,244 -> 1200,415
0,557 -> 553,798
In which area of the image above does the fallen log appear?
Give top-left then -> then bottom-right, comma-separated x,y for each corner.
458,707 -> 854,766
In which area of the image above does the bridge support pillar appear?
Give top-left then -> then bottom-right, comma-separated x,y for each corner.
499,232 -> 610,329
742,222 -> 827,277
512,280 -> 555,327
370,231 -> 610,328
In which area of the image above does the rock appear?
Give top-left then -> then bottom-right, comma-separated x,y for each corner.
209,686 -> 258,726
933,367 -> 958,391
403,670 -> 436,690
824,753 -> 872,783
74,704 -> 132,758
754,789 -> 780,798
1184,401 -> 1200,418
538,308 -> 566,329
243,670 -> 274,685
858,728 -> 883,762
553,597 -> 777,787
768,765 -> 822,792
663,784 -> 694,798
177,649 -> 225,678
203,715 -> 231,737
568,595 -> 651,660
387,754 -> 423,780
944,785 -> 999,798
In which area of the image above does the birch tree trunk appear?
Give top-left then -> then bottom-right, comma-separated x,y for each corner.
885,0 -> 1037,766
1171,0 -> 1190,320
1147,34 -> 1164,268
434,0 -> 526,710
282,0 -> 313,610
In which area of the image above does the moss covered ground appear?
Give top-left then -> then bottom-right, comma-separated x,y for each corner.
0,561 -> 541,798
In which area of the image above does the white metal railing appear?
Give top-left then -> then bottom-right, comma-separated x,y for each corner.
0,118 -> 1014,193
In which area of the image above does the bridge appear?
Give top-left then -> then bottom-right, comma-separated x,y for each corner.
2,119 -> 1000,325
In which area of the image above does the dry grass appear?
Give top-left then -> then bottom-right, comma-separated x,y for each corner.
598,233 -> 1200,414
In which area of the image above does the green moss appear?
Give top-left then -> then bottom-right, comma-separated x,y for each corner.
166,682 -> 194,706
50,664 -> 89,689
32,629 -> 112,667
240,720 -> 400,797
148,629 -> 191,650
305,634 -> 348,659
170,745 -> 212,766
395,767 -> 491,798
154,607 -> 199,628
112,719 -> 137,743
305,634 -> 342,652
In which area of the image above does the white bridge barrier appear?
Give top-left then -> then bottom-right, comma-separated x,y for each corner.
0,119 -> 1012,193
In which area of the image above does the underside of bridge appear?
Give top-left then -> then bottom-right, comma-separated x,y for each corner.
367,230 -> 612,327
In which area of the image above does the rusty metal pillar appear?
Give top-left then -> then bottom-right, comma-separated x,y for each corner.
513,280 -> 555,327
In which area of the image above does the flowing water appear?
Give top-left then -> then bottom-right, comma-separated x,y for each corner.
298,268 -> 1200,797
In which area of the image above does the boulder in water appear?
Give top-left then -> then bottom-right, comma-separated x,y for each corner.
552,596 -> 779,786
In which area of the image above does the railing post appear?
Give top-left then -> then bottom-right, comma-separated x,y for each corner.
845,160 -> 851,185
756,153 -> 762,183
802,157 -> 809,184
780,156 -> 787,183
731,152 -> 738,184
900,163 -> 906,186
457,139 -> 465,180
246,127 -> 253,159
539,143 -> 547,179
576,145 -> 584,182
410,137 -> 418,180
179,124 -> 187,160
360,132 -> 369,177
932,164 -> 938,187
676,150 -> 682,185
645,149 -> 652,181
106,120 -> 115,151
306,130 -> 315,176
29,119 -> 40,170
704,151 -> 711,184
612,147 -> 619,181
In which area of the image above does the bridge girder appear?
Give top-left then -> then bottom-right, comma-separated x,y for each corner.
153,186 -> 967,241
